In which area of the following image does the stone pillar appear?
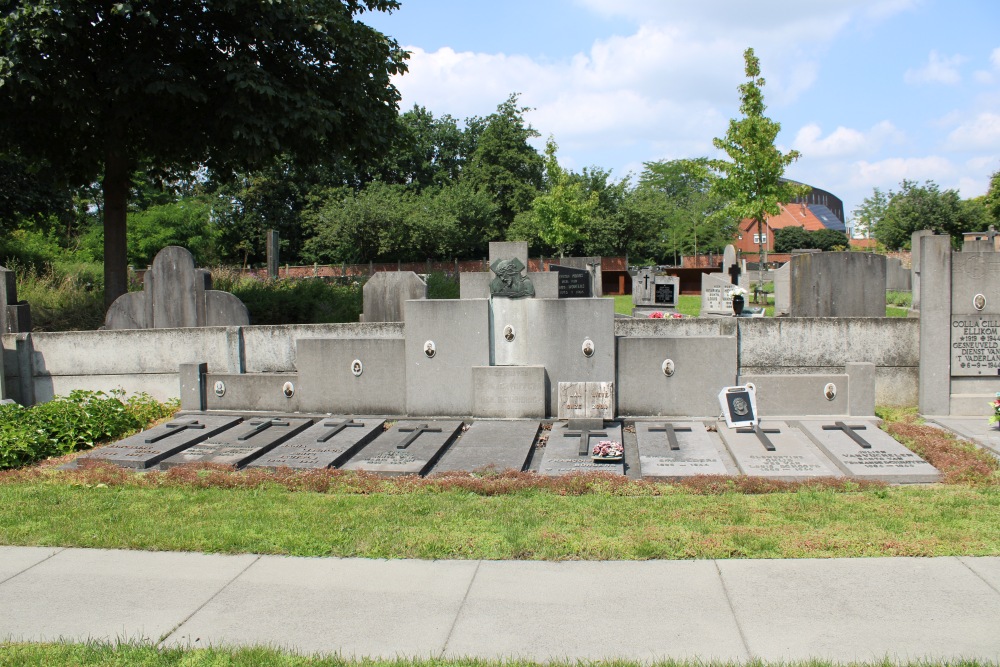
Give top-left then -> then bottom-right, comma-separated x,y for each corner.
845,362 -> 876,417
179,362 -> 208,411
918,235 -> 952,415
266,230 -> 279,279
911,229 -> 934,312
15,333 -> 34,406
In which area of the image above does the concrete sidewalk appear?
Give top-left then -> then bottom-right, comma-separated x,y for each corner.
2,547 -> 999,663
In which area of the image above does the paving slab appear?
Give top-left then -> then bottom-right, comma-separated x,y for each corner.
432,420 -> 539,473
719,557 -> 1000,663
959,556 -> 1000,592
75,415 -> 244,469
0,548 -> 257,644
163,556 -> 477,658
715,420 -> 843,480
443,560 -> 748,662
159,417 -> 313,469
930,417 -> 1000,457
341,420 -> 463,476
797,419 -> 941,483
0,546 -> 62,583
246,418 -> 384,470
538,422 -> 625,476
635,421 -> 735,479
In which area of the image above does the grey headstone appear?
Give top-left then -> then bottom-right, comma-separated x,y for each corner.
773,263 -> 791,316
538,422 -> 625,476
715,420 -> 843,481
471,366 -> 546,418
616,336 -> 737,417
550,256 -> 602,297
635,421 -> 734,479
204,290 -> 250,327
159,417 -> 312,469
918,235 -> 953,415
151,246 -> 199,328
796,420 -> 941,483
911,229 -> 935,311
632,269 -> 657,306
885,258 -> 912,292
432,420 -> 539,473
700,273 -> 736,317
722,244 -> 737,274
557,381 -> 588,420
103,292 -> 148,329
789,252 -> 886,317
362,272 -> 427,323
295,338 -> 406,414
247,418 -> 384,470
550,264 -> 592,298
77,415 -> 243,469
557,381 -> 614,419
341,420 -> 463,476
489,241 -> 529,268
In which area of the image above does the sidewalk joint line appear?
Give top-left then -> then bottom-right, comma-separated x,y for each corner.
156,554 -> 262,647
0,546 -> 68,588
439,559 -> 482,659
714,559 -> 755,662
958,556 -> 1000,599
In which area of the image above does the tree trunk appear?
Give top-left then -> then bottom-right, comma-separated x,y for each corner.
102,152 -> 130,310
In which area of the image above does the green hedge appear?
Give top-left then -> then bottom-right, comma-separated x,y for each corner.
0,390 -> 177,469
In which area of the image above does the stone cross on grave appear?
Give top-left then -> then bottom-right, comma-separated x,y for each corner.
736,424 -> 780,451
728,263 -> 742,285
821,422 -> 871,449
237,419 -> 290,441
316,419 -> 364,443
144,420 -> 205,444
648,423 -> 692,451
563,424 -> 608,456
397,423 -> 443,450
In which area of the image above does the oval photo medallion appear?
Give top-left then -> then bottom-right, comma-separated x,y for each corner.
974,293 -> 986,311
582,339 -> 595,358
282,381 -> 295,398
824,382 -> 837,401
351,359 -> 363,377
214,380 -> 226,397
662,359 -> 675,377
503,324 -> 515,342
424,340 -> 436,358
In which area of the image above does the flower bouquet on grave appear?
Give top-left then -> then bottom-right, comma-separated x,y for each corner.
990,393 -> 1000,427
592,440 -> 624,462
649,311 -> 665,319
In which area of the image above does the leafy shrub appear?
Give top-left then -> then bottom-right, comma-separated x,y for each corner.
0,390 -> 177,469
13,262 -> 107,331
426,271 -> 459,299
211,269 -> 363,324
886,290 -> 913,308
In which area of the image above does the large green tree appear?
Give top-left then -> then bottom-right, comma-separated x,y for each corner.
0,0 -> 407,306
872,179 -> 981,250
712,48 -> 805,283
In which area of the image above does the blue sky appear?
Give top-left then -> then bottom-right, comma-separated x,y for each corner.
363,0 -> 1000,230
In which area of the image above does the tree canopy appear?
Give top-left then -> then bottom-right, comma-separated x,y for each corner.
0,0 -> 408,305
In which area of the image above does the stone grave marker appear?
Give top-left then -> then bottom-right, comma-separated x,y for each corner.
631,271 -> 679,316
341,420 -> 463,476
76,415 -> 243,469
433,420 -> 540,473
538,422 -> 625,476
247,417 -> 385,470
360,271 -> 426,323
789,252 -> 886,317
557,381 -> 614,419
550,264 -> 592,298
796,420 -> 941,483
715,420 -> 843,481
159,417 -> 312,469
635,421 -> 735,479
700,273 -> 736,317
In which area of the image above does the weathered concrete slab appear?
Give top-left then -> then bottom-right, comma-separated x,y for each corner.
635,421 -> 735,479
295,337 -> 406,414
159,417 -> 312,469
246,418 -> 384,470
341,420 -> 463,476
538,422 -> 625,476
797,419 -> 941,483
433,420 -> 539,473
361,271 -> 426,323
76,415 -> 243,469
471,366 -> 545,418
928,417 -> 1000,457
715,420 -> 843,480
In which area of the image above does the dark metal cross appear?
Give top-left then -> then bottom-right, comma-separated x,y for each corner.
397,423 -> 443,450
728,263 -> 742,285
736,424 -> 781,451
238,419 -> 289,441
648,423 -> 692,451
317,419 -> 364,443
821,422 -> 871,449
563,426 -> 608,456
144,420 -> 205,444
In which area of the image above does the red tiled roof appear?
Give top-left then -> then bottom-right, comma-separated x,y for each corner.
741,203 -> 826,233
850,238 -> 878,249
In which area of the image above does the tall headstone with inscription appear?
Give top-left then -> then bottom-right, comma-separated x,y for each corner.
632,270 -> 680,317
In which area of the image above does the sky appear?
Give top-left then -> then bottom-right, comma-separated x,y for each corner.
363,0 -> 1000,231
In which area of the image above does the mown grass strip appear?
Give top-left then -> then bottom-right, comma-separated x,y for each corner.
1,479 -> 998,559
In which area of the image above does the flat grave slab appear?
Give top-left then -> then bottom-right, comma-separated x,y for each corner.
635,421 -> 735,479
158,417 -> 313,469
432,420 -> 539,473
246,418 -> 385,470
341,420 -> 464,476
538,422 -> 625,476
929,417 -> 1000,458
76,415 -> 243,469
796,420 -> 941,483
715,420 -> 843,481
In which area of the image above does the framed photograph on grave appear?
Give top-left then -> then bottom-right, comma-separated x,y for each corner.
717,385 -> 759,429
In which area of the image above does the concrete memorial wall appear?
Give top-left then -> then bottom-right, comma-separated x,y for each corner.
788,252 -> 886,317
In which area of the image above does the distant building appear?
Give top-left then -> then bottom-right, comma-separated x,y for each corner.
735,180 -> 846,255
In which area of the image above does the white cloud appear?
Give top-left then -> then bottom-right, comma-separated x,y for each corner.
904,51 -> 967,85
849,156 -> 958,189
946,113 -> 1000,151
992,47 -> 1000,69
793,121 -> 903,158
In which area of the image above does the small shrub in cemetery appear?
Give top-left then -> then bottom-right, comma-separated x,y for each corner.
425,271 -> 460,299
0,390 -> 177,469
212,270 -> 363,324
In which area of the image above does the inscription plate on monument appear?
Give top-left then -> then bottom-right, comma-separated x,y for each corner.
797,420 -> 941,483
341,420 -> 463,476
716,420 -> 843,481
159,417 -> 313,469
552,265 -> 592,298
247,418 -> 384,470
950,315 -> 1000,375
654,282 -> 676,306
77,415 -> 243,469
635,421 -> 731,479
538,423 -> 625,476
558,381 -> 615,419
